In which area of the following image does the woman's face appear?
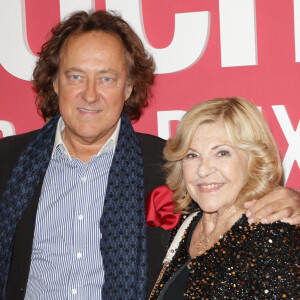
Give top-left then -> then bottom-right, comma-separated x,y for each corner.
182,121 -> 249,213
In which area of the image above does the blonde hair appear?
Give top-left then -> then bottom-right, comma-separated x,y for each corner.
164,97 -> 283,214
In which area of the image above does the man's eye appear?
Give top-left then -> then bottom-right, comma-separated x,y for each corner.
217,150 -> 230,157
100,77 -> 116,87
70,75 -> 81,80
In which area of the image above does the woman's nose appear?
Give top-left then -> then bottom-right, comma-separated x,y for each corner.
197,158 -> 217,177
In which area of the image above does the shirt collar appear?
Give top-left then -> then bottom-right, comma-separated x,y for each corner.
51,117 -> 121,161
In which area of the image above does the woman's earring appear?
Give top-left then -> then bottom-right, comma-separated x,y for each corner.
181,192 -> 187,199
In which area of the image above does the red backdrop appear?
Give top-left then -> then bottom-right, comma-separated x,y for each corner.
0,0 -> 299,188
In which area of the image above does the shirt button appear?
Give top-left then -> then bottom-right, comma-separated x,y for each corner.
78,214 -> 83,221
77,252 -> 82,259
81,176 -> 87,182
72,288 -> 77,295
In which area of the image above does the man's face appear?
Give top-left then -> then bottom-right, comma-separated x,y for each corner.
53,30 -> 132,147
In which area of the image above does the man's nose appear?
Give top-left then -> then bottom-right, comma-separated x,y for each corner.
82,80 -> 98,103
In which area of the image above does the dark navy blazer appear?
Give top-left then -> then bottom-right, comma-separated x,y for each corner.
0,130 -> 170,299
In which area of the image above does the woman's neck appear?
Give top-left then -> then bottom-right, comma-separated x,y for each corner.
200,206 -> 244,237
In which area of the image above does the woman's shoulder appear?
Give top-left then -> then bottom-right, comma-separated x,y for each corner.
235,215 -> 300,254
249,218 -> 299,244
241,216 -> 299,296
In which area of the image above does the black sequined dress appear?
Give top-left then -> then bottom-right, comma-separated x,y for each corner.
150,212 -> 300,299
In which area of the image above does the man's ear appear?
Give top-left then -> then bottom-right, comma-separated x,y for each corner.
53,77 -> 59,95
124,82 -> 133,101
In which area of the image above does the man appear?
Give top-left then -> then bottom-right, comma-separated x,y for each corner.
0,10 -> 299,300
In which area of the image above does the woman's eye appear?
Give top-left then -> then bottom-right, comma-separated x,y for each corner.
185,153 -> 197,159
103,77 -> 111,82
217,150 -> 230,157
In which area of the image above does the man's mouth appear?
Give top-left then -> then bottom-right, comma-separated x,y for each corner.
78,108 -> 101,113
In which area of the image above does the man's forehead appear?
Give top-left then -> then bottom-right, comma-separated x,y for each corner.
59,31 -> 126,62
61,30 -> 123,51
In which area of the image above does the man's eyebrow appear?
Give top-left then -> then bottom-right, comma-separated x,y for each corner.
64,67 -> 84,73
98,68 -> 119,76
64,68 -> 119,75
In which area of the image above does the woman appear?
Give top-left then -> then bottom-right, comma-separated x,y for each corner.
149,97 -> 299,299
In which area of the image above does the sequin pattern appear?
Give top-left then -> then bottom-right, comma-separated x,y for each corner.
150,213 -> 300,299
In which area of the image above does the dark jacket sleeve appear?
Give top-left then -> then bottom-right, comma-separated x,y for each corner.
135,133 -> 172,296
0,130 -> 41,300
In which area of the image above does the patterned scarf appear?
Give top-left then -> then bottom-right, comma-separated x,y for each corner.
0,112 -> 147,299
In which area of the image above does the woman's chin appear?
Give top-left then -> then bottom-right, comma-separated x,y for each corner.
199,206 -> 220,214
195,200 -> 222,214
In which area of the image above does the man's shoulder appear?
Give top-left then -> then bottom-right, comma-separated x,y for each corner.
135,132 -> 166,143
0,130 -> 40,167
0,130 -> 41,194
135,133 -> 166,190
135,132 -> 166,161
0,130 -> 40,154
135,132 -> 166,150
0,130 -> 40,146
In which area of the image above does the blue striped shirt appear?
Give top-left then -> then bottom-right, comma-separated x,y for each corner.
25,118 -> 120,299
